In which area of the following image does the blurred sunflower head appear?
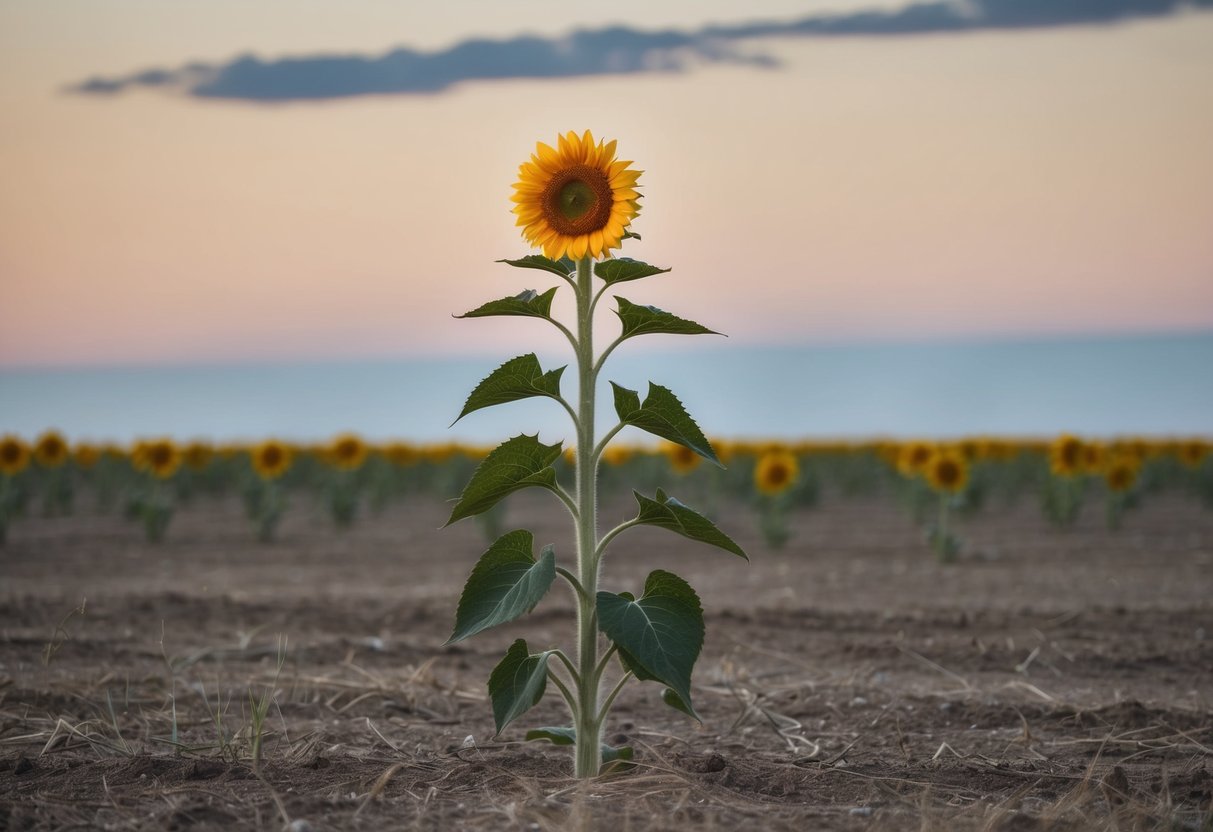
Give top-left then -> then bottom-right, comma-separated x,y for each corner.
382,442 -> 420,467
1049,434 -> 1085,477
183,441 -> 214,470
0,435 -> 31,477
328,433 -> 368,471
1104,455 -> 1139,493
143,439 -> 181,480
602,444 -> 634,467
34,430 -> 70,468
663,442 -> 701,475
896,441 -> 937,478
754,449 -> 799,497
511,130 -> 641,261
1082,441 -> 1106,474
1177,439 -> 1210,469
925,449 -> 969,494
252,440 -> 292,480
72,442 -> 101,469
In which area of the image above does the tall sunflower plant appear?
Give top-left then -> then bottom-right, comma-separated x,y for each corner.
445,130 -> 748,779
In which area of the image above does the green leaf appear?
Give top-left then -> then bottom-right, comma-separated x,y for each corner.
524,727 -> 635,770
594,257 -> 671,286
457,287 -> 558,319
446,530 -> 557,644
661,688 -> 697,719
610,382 -> 721,466
445,435 -> 562,526
597,570 -> 705,716
453,354 -> 565,424
488,640 -> 552,735
615,297 -> 720,342
497,255 -> 574,281
632,489 -> 748,560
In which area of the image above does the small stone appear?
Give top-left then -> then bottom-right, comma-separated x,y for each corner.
287,820 -> 313,832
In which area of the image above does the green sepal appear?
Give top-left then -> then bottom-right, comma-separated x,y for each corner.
446,530 -> 557,644
496,256 -> 574,282
610,382 -> 721,466
445,434 -> 562,526
594,257 -> 670,286
457,288 -> 558,319
453,354 -> 565,424
615,297 -> 720,342
488,639 -> 551,735
632,488 -> 748,559
597,570 -> 705,717
524,727 -> 636,770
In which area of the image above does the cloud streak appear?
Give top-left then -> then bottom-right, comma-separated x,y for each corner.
70,0 -> 1213,102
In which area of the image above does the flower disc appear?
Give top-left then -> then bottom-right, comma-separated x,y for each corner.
511,130 -> 641,261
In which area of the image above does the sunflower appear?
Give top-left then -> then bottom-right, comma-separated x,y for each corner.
143,439 -> 181,480
73,443 -> 101,469
663,442 -> 701,475
183,441 -> 214,470
1177,439 -> 1210,469
1,435 -> 31,477
34,430 -> 70,468
328,433 -> 368,471
601,444 -> 634,467
1082,442 -> 1106,474
1049,434 -> 1084,477
511,130 -> 642,261
925,449 -> 968,494
382,442 -> 420,467
896,441 -> 937,478
251,440 -> 292,480
1104,455 -> 1139,493
754,449 -> 799,496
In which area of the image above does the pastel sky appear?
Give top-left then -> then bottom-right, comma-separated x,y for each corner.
2,0 -> 1212,368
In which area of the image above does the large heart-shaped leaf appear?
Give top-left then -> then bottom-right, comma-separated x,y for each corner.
614,297 -> 719,342
611,382 -> 720,466
597,570 -> 704,715
488,639 -> 552,735
631,489 -> 748,560
457,288 -> 557,320
445,435 -> 562,526
453,354 -> 565,424
447,530 -> 557,644
594,258 -> 671,286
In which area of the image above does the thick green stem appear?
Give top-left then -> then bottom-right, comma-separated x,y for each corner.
572,255 -> 602,779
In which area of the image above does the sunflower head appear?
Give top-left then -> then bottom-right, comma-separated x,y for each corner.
755,449 -> 799,497
602,444 -> 634,467
34,430 -> 70,468
1049,434 -> 1085,477
512,130 -> 642,261
143,439 -> 181,480
926,449 -> 969,494
1082,442 -> 1106,474
252,440 -> 293,480
382,442 -> 420,467
663,442 -> 701,475
183,441 -> 214,470
896,441 -> 937,478
328,433 -> 368,471
1104,455 -> 1139,493
72,443 -> 101,469
0,435 -> 31,477
1178,439 -> 1210,469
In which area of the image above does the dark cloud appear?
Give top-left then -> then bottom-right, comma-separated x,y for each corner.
68,0 -> 1211,102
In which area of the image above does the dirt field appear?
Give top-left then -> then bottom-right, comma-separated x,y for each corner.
2,490 -> 1211,830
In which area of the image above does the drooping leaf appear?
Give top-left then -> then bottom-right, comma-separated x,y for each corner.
453,354 -> 565,424
610,382 -> 720,466
446,531 -> 557,644
614,297 -> 720,342
497,255 -> 574,282
445,435 -> 562,526
524,726 -> 635,770
597,570 -> 705,715
594,257 -> 671,286
457,288 -> 558,320
631,488 -> 748,560
488,639 -> 551,735
661,688 -> 697,720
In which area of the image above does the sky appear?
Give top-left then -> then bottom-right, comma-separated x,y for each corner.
2,0 -> 1212,369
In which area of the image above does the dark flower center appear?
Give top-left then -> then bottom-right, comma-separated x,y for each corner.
541,165 -> 614,236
